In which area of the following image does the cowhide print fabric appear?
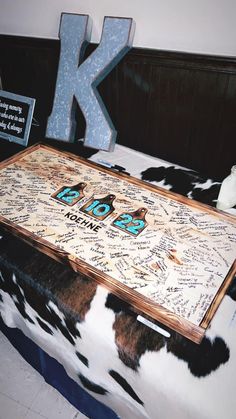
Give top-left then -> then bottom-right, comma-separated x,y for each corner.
90,145 -> 236,212
0,144 -> 236,419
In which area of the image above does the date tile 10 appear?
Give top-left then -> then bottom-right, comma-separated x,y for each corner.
80,194 -> 116,220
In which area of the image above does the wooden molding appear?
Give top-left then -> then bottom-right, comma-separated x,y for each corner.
1,35 -> 236,178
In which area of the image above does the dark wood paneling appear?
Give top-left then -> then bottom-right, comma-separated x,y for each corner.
101,49 -> 236,179
0,35 -> 236,179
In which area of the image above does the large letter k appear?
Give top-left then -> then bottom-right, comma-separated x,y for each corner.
46,14 -> 135,151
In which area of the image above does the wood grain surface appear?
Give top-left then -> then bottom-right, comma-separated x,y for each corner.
0,143 -> 235,343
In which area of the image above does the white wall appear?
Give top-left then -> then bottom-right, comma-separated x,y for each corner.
1,0 -> 236,56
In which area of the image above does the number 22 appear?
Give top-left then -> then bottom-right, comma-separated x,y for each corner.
113,213 -> 146,236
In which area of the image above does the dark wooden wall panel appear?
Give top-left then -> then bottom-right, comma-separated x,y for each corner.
0,35 -> 236,179
102,51 -> 236,179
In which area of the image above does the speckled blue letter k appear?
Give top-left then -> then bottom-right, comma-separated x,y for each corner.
46,14 -> 135,151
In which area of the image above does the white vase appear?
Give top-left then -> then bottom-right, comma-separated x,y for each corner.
216,165 -> 236,210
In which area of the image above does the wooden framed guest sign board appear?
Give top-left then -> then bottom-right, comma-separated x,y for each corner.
0,144 -> 235,343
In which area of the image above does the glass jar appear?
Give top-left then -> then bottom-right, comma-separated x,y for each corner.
216,165 -> 236,210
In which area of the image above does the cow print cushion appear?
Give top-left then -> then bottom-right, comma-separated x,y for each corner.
0,144 -> 236,419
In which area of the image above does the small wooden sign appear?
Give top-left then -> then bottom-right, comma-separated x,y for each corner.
0,143 -> 235,343
0,90 -> 35,146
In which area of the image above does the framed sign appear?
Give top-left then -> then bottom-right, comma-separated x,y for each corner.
0,143 -> 235,343
0,90 -> 35,146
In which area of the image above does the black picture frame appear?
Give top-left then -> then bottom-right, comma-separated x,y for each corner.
0,90 -> 35,146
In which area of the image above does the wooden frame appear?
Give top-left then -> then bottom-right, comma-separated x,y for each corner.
0,143 -> 235,343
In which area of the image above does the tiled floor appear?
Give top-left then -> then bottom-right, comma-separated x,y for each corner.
0,330 -> 88,419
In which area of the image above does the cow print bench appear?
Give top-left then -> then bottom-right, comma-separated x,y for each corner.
0,143 -> 235,419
